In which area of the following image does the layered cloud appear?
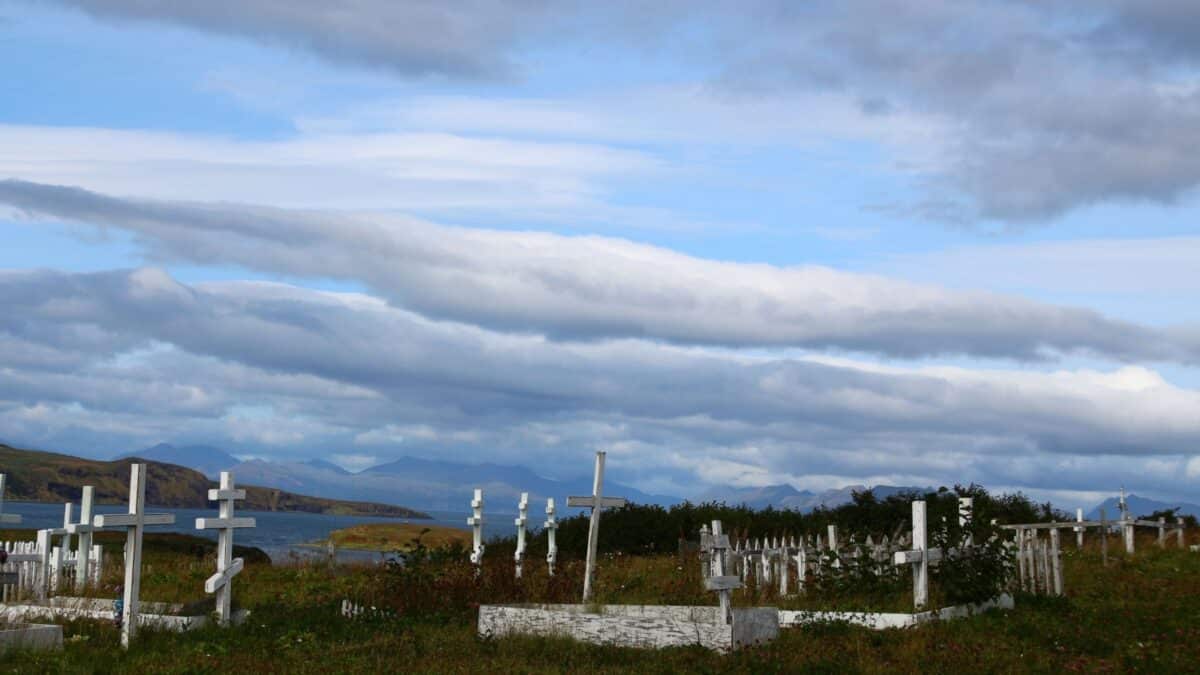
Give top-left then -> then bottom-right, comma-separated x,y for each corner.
2,267 -> 1198,500
3,179 -> 1194,364
40,0 -> 1200,223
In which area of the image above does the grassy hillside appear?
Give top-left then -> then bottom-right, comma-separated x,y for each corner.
321,522 -> 472,552
0,443 -> 429,519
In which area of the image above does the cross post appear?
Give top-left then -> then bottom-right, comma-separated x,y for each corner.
701,520 -> 741,625
544,498 -> 558,576
567,451 -> 626,602
93,463 -> 177,648
891,500 -> 947,610
0,474 -> 20,525
66,486 -> 97,589
958,497 -> 974,546
1075,508 -> 1084,549
513,492 -> 528,579
195,471 -> 255,626
467,488 -> 484,567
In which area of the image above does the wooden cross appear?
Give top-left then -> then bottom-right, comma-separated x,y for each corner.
701,520 -> 741,625
195,471 -> 255,626
513,492 -> 529,579
93,463 -> 177,648
544,497 -> 558,576
467,488 -> 484,566
0,474 -> 20,525
66,486 -> 97,589
892,500 -> 941,610
567,451 -> 626,602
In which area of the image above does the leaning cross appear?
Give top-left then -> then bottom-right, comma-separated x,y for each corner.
195,471 -> 256,626
93,463 -> 176,648
567,451 -> 626,602
544,497 -> 558,576
467,488 -> 485,567
513,492 -> 529,579
0,474 -> 20,525
66,486 -> 97,589
702,520 -> 741,625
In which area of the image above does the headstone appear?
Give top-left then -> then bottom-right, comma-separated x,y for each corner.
467,488 -> 484,567
544,498 -> 558,576
195,471 -> 255,626
0,475 -> 20,525
93,463 -> 176,648
513,492 -> 529,579
567,451 -> 626,602
66,487 -> 97,589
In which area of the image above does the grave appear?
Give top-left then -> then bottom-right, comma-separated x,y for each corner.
195,471 -> 256,626
0,622 -> 63,655
478,455 -> 780,652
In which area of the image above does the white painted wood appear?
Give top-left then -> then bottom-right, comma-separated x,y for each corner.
779,594 -> 1014,630
544,498 -> 558,576
568,451 -> 627,603
1075,508 -> 1084,548
68,487 -> 96,589
0,475 -> 20,525
959,497 -> 974,546
467,488 -> 485,567
707,520 -> 738,625
911,501 -> 928,610
1049,528 -> 1063,596
195,471 -> 255,627
513,492 -> 528,579
1178,517 -> 1186,548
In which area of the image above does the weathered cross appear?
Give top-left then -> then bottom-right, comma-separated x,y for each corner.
544,497 -> 558,576
0,474 -> 21,525
66,486 -> 97,589
892,500 -> 941,610
467,488 -> 485,567
567,451 -> 626,602
513,492 -> 529,579
701,520 -> 741,625
195,471 -> 256,626
93,463 -> 177,648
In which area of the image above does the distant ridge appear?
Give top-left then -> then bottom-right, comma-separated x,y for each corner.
1086,494 -> 1200,520
117,443 -> 240,479
700,483 -> 924,512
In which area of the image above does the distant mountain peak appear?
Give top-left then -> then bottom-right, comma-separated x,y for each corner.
117,443 -> 240,479
305,458 -> 351,475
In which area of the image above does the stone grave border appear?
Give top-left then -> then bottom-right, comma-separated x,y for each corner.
0,622 -> 63,654
778,593 -> 1014,630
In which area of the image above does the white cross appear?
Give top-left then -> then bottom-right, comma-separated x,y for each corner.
195,471 -> 255,626
513,492 -> 529,579
93,463 -> 176,648
0,474 -> 20,525
891,500 -> 943,611
701,520 -> 741,625
544,497 -> 558,576
567,451 -> 626,602
467,488 -> 485,566
66,486 -> 97,589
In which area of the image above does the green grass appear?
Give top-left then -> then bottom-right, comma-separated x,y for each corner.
2,537 -> 1199,673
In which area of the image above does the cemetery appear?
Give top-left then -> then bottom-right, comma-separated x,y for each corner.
0,458 -> 1198,671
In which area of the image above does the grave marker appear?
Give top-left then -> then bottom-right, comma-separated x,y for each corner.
93,463 -> 176,648
195,472 -> 255,626
467,489 -> 485,567
513,492 -> 528,579
567,451 -> 626,602
66,487 -> 96,589
544,498 -> 558,576
701,520 -> 740,625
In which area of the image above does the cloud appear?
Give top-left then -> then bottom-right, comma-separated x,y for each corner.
40,1 -> 1200,222
1,267 -> 1199,501
3,179 -> 1193,365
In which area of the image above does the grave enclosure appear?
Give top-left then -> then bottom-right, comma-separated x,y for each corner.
0,467 -> 256,651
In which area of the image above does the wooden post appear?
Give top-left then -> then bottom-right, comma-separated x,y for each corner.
467,488 -> 484,568
1075,508 -> 1084,549
1099,508 -> 1108,565
702,520 -> 742,625
1157,517 -> 1165,548
911,501 -> 928,609
69,487 -> 96,589
1177,517 -> 1186,548
195,471 -> 255,626
1049,528 -> 1062,596
1124,517 -> 1135,556
567,451 -> 626,603
544,498 -> 558,576
959,497 -> 974,546
513,492 -> 529,579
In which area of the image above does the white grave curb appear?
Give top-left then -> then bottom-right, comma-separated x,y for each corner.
778,593 -> 1014,630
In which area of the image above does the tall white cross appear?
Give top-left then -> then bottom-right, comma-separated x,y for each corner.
467,488 -> 485,567
195,471 -> 255,626
93,463 -> 176,648
513,492 -> 529,579
0,474 -> 20,525
544,497 -> 558,576
66,486 -> 97,589
567,451 -> 626,602
892,500 -> 938,610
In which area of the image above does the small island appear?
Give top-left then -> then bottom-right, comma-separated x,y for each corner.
318,522 -> 472,552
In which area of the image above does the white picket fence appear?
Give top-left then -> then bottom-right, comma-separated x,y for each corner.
0,540 -> 104,602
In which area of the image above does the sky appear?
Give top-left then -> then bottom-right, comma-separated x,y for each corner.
1,0 -> 1199,510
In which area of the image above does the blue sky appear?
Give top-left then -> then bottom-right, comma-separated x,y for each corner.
2,1 -> 1199,509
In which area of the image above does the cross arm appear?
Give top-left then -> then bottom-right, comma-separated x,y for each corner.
893,548 -> 947,565
703,575 -> 744,591
66,522 -> 95,534
208,488 -> 247,501
196,516 -> 256,530
204,557 -> 245,593
94,513 -> 176,528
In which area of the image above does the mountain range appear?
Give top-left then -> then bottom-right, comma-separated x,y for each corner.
699,482 -> 922,512
1085,494 -> 1200,520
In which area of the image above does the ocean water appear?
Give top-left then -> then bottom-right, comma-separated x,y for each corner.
3,501 -> 521,564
